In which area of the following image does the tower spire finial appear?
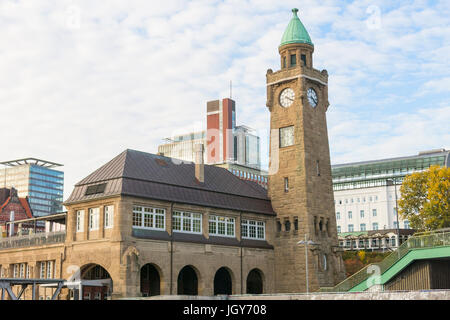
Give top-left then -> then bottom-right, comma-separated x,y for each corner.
292,8 -> 299,16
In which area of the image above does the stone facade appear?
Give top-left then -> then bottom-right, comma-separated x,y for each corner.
267,41 -> 345,292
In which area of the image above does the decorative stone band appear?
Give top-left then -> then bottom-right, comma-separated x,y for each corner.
267,74 -> 328,87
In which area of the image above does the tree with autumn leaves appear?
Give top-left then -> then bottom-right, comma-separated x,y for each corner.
399,165 -> 450,232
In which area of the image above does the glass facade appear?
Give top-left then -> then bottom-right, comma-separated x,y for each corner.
0,164 -> 63,217
332,152 -> 448,191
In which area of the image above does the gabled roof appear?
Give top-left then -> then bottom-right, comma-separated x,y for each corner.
0,196 -> 33,219
280,8 -> 313,47
65,149 -> 274,215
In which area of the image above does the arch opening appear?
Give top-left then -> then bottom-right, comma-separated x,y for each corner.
80,264 -> 112,300
246,268 -> 263,294
140,264 -> 161,297
213,267 -> 232,295
177,265 -> 198,295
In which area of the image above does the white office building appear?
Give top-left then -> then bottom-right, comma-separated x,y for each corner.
332,148 -> 449,236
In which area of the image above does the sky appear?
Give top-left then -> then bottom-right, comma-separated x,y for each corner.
1,0 -> 449,200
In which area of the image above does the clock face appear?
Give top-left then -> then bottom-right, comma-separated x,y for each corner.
279,88 -> 295,108
307,88 -> 318,107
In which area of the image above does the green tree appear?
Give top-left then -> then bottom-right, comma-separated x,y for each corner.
399,165 -> 450,231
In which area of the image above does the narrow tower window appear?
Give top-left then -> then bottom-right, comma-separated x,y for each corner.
284,177 -> 289,192
316,160 -> 320,176
294,217 -> 298,231
301,54 -> 307,66
290,54 -> 296,67
284,219 -> 291,232
283,56 -> 287,69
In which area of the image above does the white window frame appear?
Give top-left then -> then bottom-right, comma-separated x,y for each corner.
46,261 -> 53,279
13,264 -> 19,278
26,264 -> 30,279
132,206 -> 166,231
172,211 -> 202,234
348,224 -> 354,232
19,263 -> 26,278
372,209 -> 377,217
373,222 -> 379,230
76,210 -> 85,232
89,208 -> 99,231
241,219 -> 265,240
209,215 -> 235,238
40,262 -> 46,279
104,205 -> 114,229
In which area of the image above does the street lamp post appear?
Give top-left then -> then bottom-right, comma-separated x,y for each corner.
386,178 -> 400,247
297,235 -> 317,294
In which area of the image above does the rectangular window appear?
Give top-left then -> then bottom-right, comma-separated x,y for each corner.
26,264 -> 30,279
40,262 -> 46,279
104,205 -> 114,229
337,226 -> 341,233
348,211 -> 352,219
76,210 -> 84,232
13,264 -> 19,278
360,210 -> 364,218
404,220 -> 410,229
46,261 -> 53,279
173,211 -> 202,234
284,177 -> 289,192
372,209 -> 377,217
336,212 -> 340,220
279,126 -> 294,148
373,222 -> 379,230
301,54 -> 306,66
360,223 -> 366,231
290,54 -> 296,66
132,206 -> 166,231
241,219 -> 265,240
88,208 -> 99,231
20,263 -> 26,278
393,221 -> 398,228
348,224 -> 354,232
209,215 -> 235,237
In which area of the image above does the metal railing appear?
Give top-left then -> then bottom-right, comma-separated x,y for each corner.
325,230 -> 450,292
0,231 -> 66,250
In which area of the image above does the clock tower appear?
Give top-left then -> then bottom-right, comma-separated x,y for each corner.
267,8 -> 345,292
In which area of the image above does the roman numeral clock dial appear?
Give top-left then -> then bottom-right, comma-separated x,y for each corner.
279,88 -> 295,108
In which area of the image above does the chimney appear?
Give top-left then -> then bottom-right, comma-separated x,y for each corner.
195,144 -> 204,183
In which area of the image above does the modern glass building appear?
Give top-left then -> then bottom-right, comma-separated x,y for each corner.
331,149 -> 449,235
0,158 -> 64,217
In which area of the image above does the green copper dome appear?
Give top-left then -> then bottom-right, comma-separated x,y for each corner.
280,8 -> 313,47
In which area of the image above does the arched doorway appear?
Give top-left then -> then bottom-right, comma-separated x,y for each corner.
214,267 -> 232,295
177,265 -> 198,295
246,269 -> 263,294
80,264 -> 112,300
140,264 -> 161,296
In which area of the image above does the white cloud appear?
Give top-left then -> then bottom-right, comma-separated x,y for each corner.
0,0 -> 448,203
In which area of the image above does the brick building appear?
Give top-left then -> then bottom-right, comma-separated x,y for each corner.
0,188 -> 34,236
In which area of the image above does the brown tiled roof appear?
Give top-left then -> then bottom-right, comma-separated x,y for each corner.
65,149 -> 274,215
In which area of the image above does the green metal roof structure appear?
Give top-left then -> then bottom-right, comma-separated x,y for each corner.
322,230 -> 450,292
280,8 -> 313,47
